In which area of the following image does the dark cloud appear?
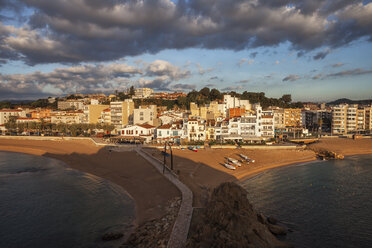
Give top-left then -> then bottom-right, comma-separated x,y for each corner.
0,0 -> 371,64
313,49 -> 331,60
283,74 -> 301,81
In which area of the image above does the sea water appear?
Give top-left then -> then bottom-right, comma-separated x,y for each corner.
0,151 -> 136,248
241,154 -> 372,248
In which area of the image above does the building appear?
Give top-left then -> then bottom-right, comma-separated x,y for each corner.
133,105 -> 157,126
57,100 -> 84,110
30,109 -> 51,119
228,108 -> 246,118
272,108 -> 285,129
99,108 -> 111,125
190,101 -> 222,120
134,88 -> 154,98
50,111 -> 84,124
155,122 -> 183,143
223,95 -> 251,111
83,104 -> 110,124
284,108 -> 302,127
110,100 -> 134,129
184,119 -> 206,141
331,104 -> 358,135
118,124 -> 155,143
16,117 -> 40,123
0,109 -> 26,125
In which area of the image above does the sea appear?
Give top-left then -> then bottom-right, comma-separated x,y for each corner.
0,151 -> 136,248
241,154 -> 372,248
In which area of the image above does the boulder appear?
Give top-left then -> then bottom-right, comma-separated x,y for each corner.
268,224 -> 287,236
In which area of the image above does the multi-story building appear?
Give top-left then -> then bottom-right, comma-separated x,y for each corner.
184,119 -> 206,141
0,109 -> 26,125
83,104 -> 110,124
133,105 -> 157,126
134,88 -> 154,98
110,100 -> 134,129
364,106 -> 372,132
284,108 -> 302,127
331,104 -> 358,135
190,101 -> 222,120
50,111 -> 84,124
223,95 -> 251,111
57,100 -> 84,110
272,108 -> 285,129
30,109 -> 51,119
99,108 -> 111,125
155,122 -> 183,143
357,107 -> 366,131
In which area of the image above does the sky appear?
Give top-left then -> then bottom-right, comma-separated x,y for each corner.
0,0 -> 372,102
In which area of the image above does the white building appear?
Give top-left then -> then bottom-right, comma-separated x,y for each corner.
110,100 -> 134,129
50,111 -> 84,124
155,122 -> 183,143
119,124 -> 155,143
184,119 -> 206,141
331,104 -> 358,134
223,95 -> 251,112
0,109 -> 27,125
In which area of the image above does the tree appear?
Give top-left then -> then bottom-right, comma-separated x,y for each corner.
129,86 -> 135,96
209,88 -> 222,101
199,87 -> 210,97
281,94 -> 292,104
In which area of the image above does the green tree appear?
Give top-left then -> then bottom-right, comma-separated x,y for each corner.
129,86 -> 135,96
199,87 -> 210,97
209,88 -> 222,101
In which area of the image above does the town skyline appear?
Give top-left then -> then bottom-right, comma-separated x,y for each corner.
1,1 -> 372,101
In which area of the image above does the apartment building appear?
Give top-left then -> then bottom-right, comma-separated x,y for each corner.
119,124 -> 155,143
223,95 -> 251,110
0,109 -> 26,125
155,122 -> 183,143
31,109 -> 51,119
184,119 -> 206,141
57,100 -> 84,110
83,104 -> 110,124
331,104 -> 358,134
110,100 -> 134,129
284,108 -> 302,127
134,88 -> 154,98
272,108 -> 285,129
133,105 -> 157,126
99,108 -> 111,125
365,106 -> 372,131
50,111 -> 84,124
190,101 -> 222,120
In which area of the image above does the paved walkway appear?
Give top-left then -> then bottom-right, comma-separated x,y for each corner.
136,148 -> 193,248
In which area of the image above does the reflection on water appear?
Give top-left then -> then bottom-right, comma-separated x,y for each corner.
241,154 -> 372,248
0,151 -> 136,248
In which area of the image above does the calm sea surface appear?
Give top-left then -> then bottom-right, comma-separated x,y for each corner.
0,151 -> 136,248
241,154 -> 372,248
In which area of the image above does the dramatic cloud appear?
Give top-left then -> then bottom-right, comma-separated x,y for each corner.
283,74 -> 301,81
0,60 -> 190,98
0,0 -> 371,64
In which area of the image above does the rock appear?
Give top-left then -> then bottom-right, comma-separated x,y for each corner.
268,224 -> 287,236
186,182 -> 290,247
102,232 -> 124,241
267,216 -> 278,225
257,213 -> 266,224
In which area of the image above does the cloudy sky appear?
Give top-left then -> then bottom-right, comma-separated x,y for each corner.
0,0 -> 372,101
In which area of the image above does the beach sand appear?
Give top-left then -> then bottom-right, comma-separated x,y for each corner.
147,147 -> 317,207
308,137 -> 372,156
0,138 -> 180,224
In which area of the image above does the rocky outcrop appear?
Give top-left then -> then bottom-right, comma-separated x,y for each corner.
315,149 -> 344,160
121,197 -> 181,248
186,182 -> 292,248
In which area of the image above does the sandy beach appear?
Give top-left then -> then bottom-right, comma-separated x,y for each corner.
308,138 -> 372,156
0,138 -> 180,225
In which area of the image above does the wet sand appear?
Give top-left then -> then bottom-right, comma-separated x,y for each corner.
0,138 -> 180,224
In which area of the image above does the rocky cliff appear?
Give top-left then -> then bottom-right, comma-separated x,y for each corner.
186,182 -> 291,248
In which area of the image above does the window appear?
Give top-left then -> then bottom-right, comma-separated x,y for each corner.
159,131 -> 162,136
140,117 -> 144,120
